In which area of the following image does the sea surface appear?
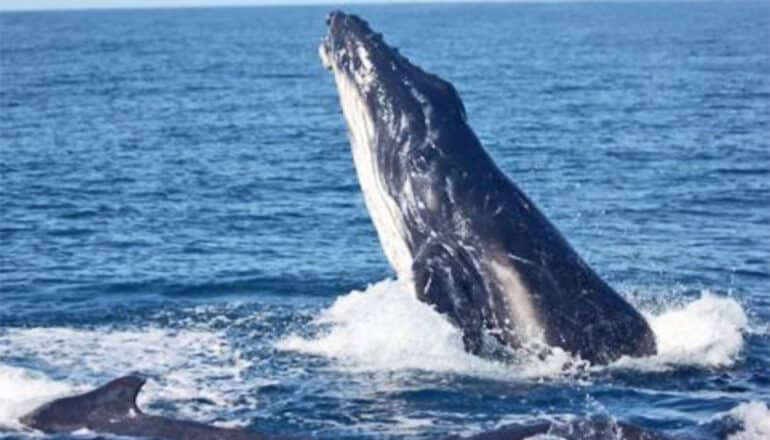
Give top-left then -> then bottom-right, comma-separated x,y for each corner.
1,2 -> 769,439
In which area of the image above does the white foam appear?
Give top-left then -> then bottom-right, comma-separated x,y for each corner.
276,279 -> 583,380
726,401 -> 770,440
278,280 -> 752,377
0,365 -> 79,430
0,284 -> 755,435
614,292 -> 749,370
0,326 -> 254,427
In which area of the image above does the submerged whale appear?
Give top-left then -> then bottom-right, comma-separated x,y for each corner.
321,11 -> 656,364
457,419 -> 671,440
20,375 -> 673,440
20,376 -> 295,440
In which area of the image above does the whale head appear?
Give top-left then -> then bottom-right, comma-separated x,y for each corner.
321,11 -> 468,138
321,11 -> 477,278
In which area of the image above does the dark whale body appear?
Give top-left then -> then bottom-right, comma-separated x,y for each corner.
20,376 -> 294,440
321,11 -> 656,364
458,419 -> 671,440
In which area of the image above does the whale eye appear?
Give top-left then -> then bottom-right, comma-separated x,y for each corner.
411,146 -> 439,173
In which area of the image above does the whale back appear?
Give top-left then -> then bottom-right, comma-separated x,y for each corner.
20,375 -> 145,433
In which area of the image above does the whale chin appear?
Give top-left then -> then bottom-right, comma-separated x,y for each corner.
321,29 -> 415,280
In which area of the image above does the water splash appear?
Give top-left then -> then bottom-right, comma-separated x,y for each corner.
614,292 -> 749,370
278,280 -> 751,376
725,401 -> 770,440
0,327 -> 254,428
0,281 -> 757,437
277,279 -> 585,380
0,365 -> 78,430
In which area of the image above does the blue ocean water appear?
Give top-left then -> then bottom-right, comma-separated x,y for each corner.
1,2 -> 769,439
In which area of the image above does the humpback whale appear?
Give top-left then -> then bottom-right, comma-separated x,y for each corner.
321,11 -> 656,364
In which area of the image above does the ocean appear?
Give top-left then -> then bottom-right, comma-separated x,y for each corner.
1,2 -> 769,439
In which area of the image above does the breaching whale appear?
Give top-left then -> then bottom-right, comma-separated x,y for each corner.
20,376 -> 295,440
321,11 -> 656,364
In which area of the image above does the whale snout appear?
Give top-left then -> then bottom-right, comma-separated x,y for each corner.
321,11 -> 387,76
325,11 -> 373,40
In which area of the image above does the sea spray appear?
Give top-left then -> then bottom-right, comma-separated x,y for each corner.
278,280 -> 750,375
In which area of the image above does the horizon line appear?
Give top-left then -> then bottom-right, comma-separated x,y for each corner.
0,0 -> 741,13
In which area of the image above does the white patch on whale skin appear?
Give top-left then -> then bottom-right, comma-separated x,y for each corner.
356,45 -> 374,72
319,42 -> 332,70
487,257 -> 544,343
324,44 -> 414,280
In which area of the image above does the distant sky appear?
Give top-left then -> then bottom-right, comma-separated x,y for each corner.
0,0 -> 487,12
0,0 -> 733,11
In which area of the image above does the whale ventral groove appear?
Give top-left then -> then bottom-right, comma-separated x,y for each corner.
321,10 -> 657,364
